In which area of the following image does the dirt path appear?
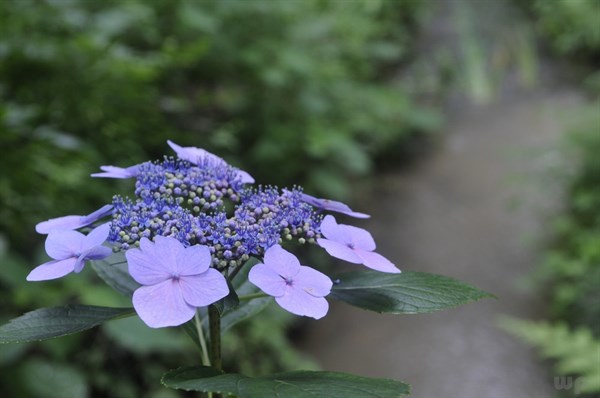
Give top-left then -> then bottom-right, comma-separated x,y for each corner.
301,87 -> 583,398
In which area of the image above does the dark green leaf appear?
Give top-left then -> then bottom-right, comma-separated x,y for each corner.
213,280 -> 240,316
92,254 -> 140,297
162,366 -> 410,397
0,305 -> 135,343
331,271 -> 493,314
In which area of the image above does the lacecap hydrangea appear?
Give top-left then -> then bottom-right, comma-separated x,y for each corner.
29,141 -> 399,327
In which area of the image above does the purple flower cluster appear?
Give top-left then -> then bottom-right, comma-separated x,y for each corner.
28,140 -> 399,327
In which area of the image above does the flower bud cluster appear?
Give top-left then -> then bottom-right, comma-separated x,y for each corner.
109,159 -> 321,270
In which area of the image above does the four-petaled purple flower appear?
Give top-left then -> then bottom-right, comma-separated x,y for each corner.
317,215 -> 400,274
91,164 -> 141,179
167,140 -> 255,184
27,223 -> 112,281
249,245 -> 332,319
301,193 -> 370,219
126,236 -> 229,328
35,204 -> 113,234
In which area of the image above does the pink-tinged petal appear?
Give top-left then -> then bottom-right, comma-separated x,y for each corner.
263,245 -> 300,279
45,230 -> 84,260
132,280 -> 196,328
82,222 -> 111,250
354,249 -> 401,274
248,263 -> 287,297
26,258 -> 77,281
179,269 -> 229,307
317,238 -> 362,264
176,244 -> 211,276
275,290 -> 329,319
126,244 -> 171,285
295,266 -> 333,297
337,224 -> 376,251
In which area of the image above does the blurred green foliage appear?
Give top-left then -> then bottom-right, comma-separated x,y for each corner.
0,0 -> 436,252
0,0 -> 435,396
529,0 -> 600,59
504,3 -> 600,393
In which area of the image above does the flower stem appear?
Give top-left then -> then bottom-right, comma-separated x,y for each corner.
195,311 -> 210,367
208,305 -> 222,371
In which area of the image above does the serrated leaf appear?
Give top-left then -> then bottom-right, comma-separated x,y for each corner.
0,305 -> 135,343
330,271 -> 493,314
92,254 -> 140,297
162,366 -> 410,397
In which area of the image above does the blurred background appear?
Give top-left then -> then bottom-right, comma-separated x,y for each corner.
0,0 -> 598,397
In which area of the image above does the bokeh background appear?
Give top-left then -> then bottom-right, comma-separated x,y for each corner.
0,0 -> 598,397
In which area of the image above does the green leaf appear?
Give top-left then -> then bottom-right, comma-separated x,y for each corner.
0,305 -> 135,343
213,280 -> 240,316
162,366 -> 410,397
331,271 -> 493,314
92,254 -> 140,297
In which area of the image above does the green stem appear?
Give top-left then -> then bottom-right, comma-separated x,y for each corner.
195,311 -> 210,367
238,292 -> 268,301
208,305 -> 222,371
208,305 -> 222,398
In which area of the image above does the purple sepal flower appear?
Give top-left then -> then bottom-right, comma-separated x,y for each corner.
167,140 -> 255,184
27,223 -> 112,281
35,204 -> 114,234
126,236 -> 229,328
301,193 -> 370,219
91,164 -> 141,179
317,215 -> 400,274
249,245 -> 332,319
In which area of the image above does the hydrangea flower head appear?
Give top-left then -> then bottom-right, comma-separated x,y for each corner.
91,164 -> 142,179
317,215 -> 400,274
249,245 -> 332,319
27,223 -> 112,281
167,140 -> 254,184
301,193 -> 370,219
126,236 -> 229,328
35,204 -> 113,234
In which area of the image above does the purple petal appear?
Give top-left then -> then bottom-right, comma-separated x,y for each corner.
81,222 -> 111,250
45,230 -> 84,260
175,244 -> 211,276
301,193 -> 369,218
317,238 -> 362,264
319,215 -> 351,244
337,224 -> 376,251
248,263 -> 287,297
237,170 -> 255,184
81,246 -> 112,261
275,290 -> 329,319
132,280 -> 196,328
35,204 -> 113,234
91,165 -> 140,179
263,245 -> 300,279
295,266 -> 333,297
354,250 -> 401,274
126,239 -> 172,285
179,269 -> 229,307
26,258 -> 77,281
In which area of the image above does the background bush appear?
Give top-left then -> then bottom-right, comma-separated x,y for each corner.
0,1 -> 436,396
